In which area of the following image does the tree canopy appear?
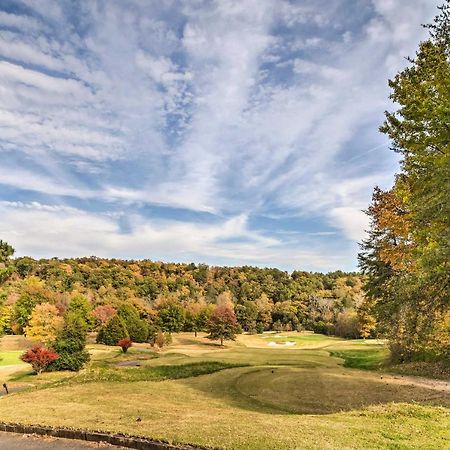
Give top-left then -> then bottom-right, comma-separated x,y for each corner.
359,2 -> 450,362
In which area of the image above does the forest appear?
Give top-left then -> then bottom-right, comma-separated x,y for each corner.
0,251 -> 372,348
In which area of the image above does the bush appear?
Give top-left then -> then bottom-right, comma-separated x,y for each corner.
256,322 -> 265,334
49,313 -> 90,371
21,345 -> 59,374
155,330 -> 165,348
118,337 -> 132,353
97,315 -> 128,346
164,332 -> 172,345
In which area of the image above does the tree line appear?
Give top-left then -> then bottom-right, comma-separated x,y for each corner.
0,242 -> 374,358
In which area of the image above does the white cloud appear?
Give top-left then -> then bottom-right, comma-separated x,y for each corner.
0,201 -> 342,271
0,0 -> 439,270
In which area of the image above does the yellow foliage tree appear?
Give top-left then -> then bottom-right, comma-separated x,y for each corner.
24,303 -> 64,344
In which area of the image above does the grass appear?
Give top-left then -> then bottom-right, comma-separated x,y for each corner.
0,332 -> 448,449
74,361 -> 247,383
330,348 -> 389,370
0,351 -> 25,366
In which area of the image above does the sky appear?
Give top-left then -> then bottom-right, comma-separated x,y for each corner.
0,0 -> 439,272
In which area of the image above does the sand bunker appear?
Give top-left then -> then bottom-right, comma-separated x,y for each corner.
268,341 -> 296,347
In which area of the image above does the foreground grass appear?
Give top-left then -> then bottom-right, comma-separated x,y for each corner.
0,332 -> 448,449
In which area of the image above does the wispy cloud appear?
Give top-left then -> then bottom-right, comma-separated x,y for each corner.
0,0 -> 438,270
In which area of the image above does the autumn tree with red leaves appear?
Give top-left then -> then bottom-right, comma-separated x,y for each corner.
207,305 -> 239,346
21,345 -> 59,374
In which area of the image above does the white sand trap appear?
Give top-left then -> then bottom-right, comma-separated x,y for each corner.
268,341 -> 296,347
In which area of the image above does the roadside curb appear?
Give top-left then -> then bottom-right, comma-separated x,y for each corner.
0,423 -> 209,449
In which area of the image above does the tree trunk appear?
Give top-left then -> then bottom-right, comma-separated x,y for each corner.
220,336 -> 223,346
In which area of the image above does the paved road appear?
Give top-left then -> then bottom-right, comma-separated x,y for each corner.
0,432 -> 125,449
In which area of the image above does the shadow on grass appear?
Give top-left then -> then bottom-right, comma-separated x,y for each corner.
329,348 -> 389,370
178,365 -> 450,415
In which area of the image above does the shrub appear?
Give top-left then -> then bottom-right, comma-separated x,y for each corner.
256,322 -> 265,334
164,332 -> 172,345
49,313 -> 90,371
118,337 -> 132,353
21,345 -> 59,374
155,330 -> 165,348
97,315 -> 128,346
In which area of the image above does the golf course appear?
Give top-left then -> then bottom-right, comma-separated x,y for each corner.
0,332 -> 448,449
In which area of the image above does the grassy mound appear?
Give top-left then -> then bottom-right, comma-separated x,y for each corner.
75,361 -> 246,383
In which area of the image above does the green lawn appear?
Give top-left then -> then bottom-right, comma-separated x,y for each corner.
0,351 -> 25,366
330,348 -> 389,370
0,332 -> 448,449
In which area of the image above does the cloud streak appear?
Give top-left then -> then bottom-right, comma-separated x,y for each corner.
0,0 -> 438,271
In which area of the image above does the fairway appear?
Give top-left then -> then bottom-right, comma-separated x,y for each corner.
0,332 -> 448,449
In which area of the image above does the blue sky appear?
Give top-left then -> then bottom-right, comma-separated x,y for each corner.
0,0 -> 438,272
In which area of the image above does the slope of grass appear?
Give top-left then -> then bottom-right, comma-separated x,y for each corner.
74,361 -> 247,383
0,333 -> 448,450
330,348 -> 388,370
0,351 -> 25,366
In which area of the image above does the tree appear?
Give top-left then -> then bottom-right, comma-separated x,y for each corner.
236,300 -> 258,333
49,312 -> 90,371
156,300 -> 185,333
117,304 -> 148,342
118,337 -> 132,353
334,311 -> 359,339
21,345 -> 59,374
12,293 -> 39,334
92,304 -> 117,328
0,240 -> 14,284
67,294 -> 95,330
12,277 -> 55,333
0,304 -> 13,335
0,240 -> 14,262
96,315 -> 128,346
255,293 -> 273,331
359,2 -> 450,362
207,305 -> 239,346
184,300 -> 212,336
24,303 -> 64,344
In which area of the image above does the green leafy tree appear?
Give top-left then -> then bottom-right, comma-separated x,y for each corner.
0,240 -> 14,284
13,293 -> 39,334
96,315 -> 129,346
156,300 -> 185,333
49,312 -> 90,371
236,300 -> 258,333
0,240 -> 14,263
359,2 -> 450,362
67,294 -> 95,330
117,304 -> 148,342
